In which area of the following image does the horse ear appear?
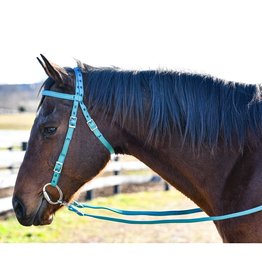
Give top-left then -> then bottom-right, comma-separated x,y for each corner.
37,54 -> 69,84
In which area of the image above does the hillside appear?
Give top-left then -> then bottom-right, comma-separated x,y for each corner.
0,83 -> 42,113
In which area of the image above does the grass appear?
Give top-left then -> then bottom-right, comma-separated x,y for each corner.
0,190 -> 221,243
0,113 -> 35,130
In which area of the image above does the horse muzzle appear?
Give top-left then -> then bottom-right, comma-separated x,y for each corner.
12,195 -> 54,226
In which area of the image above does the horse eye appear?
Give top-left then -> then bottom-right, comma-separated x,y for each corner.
43,127 -> 57,136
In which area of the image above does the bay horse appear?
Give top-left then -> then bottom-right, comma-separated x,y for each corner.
13,55 -> 262,242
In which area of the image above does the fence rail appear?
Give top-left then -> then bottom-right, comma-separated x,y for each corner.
0,140 -> 169,215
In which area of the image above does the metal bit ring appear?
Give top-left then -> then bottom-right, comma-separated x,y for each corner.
43,183 -> 63,205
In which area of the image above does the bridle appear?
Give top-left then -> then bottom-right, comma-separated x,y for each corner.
41,67 -> 262,224
42,67 -> 114,205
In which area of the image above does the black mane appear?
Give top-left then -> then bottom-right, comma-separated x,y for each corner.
80,64 -> 262,150
50,63 -> 262,150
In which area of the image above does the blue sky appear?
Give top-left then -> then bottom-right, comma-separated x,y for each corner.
1,0 -> 262,84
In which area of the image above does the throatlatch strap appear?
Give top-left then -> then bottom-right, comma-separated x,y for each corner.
79,102 -> 115,154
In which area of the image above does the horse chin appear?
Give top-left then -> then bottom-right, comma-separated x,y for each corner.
32,199 -> 54,226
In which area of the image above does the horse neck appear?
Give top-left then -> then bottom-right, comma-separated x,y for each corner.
122,133 -> 241,216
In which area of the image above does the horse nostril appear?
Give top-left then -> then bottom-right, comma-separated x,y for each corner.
12,196 -> 26,220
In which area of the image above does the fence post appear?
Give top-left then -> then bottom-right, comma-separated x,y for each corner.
164,182 -> 170,191
22,142 -> 27,151
85,190 -> 93,201
113,155 -> 120,195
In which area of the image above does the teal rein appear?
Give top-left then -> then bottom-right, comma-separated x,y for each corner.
68,202 -> 262,224
42,67 -> 262,224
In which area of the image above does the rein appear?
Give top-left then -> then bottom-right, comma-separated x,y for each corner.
42,67 -> 262,224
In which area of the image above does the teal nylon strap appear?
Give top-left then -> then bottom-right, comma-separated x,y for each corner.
72,201 -> 203,216
49,67 -> 83,187
67,201 -> 262,224
42,90 -> 76,101
42,67 -> 115,187
79,101 -> 115,154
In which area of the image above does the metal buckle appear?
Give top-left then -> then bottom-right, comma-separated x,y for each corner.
43,183 -> 63,205
90,125 -> 98,132
87,119 -> 98,132
69,116 -> 77,128
53,161 -> 63,174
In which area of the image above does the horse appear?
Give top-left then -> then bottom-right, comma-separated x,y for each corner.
12,55 -> 262,242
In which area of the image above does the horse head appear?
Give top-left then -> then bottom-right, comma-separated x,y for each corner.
12,55 -> 123,226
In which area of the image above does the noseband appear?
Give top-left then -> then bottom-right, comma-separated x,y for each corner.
41,67 -> 262,224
